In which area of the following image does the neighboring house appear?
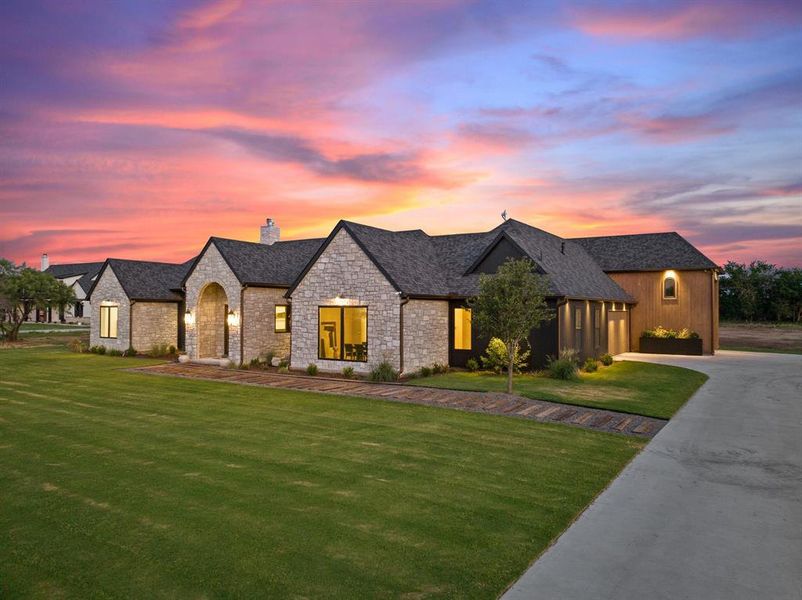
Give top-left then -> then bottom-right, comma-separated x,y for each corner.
87,217 -> 719,370
87,258 -> 193,353
286,219 -> 635,375
181,220 -> 324,365
35,254 -> 103,323
572,233 -> 720,354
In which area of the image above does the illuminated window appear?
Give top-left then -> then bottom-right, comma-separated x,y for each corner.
318,306 -> 367,361
275,305 -> 289,333
594,307 -> 601,348
99,304 -> 118,339
454,307 -> 472,350
663,276 -> 677,299
574,307 -> 582,349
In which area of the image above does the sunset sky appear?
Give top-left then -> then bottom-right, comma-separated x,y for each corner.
1,0 -> 801,268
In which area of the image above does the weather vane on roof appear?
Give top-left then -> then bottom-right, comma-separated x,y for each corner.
501,209 -> 508,222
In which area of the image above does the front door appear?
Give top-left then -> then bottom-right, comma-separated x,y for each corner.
607,311 -> 628,355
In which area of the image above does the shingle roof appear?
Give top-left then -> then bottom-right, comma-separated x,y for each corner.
571,232 -> 717,272
209,237 -> 325,286
103,259 -> 194,301
319,219 -> 633,301
45,262 -> 104,293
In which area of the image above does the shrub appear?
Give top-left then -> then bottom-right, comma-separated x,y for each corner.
125,346 -> 137,357
249,357 -> 262,368
678,328 -> 700,339
546,349 -> 579,380
108,349 -> 123,357
168,345 -> 177,355
306,363 -> 318,376
149,343 -> 170,357
600,353 -> 614,366
277,365 -> 289,374
68,338 -> 87,353
642,326 -> 700,339
89,345 -> 106,355
418,366 -> 432,378
342,366 -> 354,379
264,351 -> 275,366
480,337 -> 530,374
465,358 -> 479,372
583,357 -> 598,373
278,358 -> 289,368
369,360 -> 398,382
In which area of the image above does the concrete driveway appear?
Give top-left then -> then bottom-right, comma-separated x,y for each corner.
503,350 -> 802,600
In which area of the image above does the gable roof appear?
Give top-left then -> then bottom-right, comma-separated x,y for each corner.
571,232 -> 718,272
88,258 -> 194,301
45,262 -> 104,293
182,236 -> 326,288
288,219 -> 633,302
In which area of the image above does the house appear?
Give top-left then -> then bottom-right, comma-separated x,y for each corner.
87,258 -> 193,353
571,232 -> 720,354
87,217 -> 719,370
35,254 -> 104,323
181,220 -> 324,365
286,219 -> 637,375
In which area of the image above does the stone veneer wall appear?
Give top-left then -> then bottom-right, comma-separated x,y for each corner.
402,300 -> 449,372
184,243 -> 242,363
131,302 -> 179,353
242,286 -> 291,363
89,267 -> 130,352
290,228 -> 400,374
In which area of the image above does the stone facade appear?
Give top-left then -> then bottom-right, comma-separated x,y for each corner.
402,299 -> 449,372
184,243 -> 242,363
89,267 -> 130,352
290,229 -> 400,375
131,302 -> 179,353
242,286 -> 291,363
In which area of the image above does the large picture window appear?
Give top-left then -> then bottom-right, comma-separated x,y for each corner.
99,304 -> 118,339
275,305 -> 289,333
318,306 -> 367,362
453,307 -> 472,350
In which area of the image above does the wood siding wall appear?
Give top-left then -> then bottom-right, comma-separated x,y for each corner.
557,299 -> 626,360
608,270 -> 718,354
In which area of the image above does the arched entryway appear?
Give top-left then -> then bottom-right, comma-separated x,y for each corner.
197,282 -> 229,358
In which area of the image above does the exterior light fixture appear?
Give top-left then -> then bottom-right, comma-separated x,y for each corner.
334,294 -> 347,306
227,309 -> 239,327
184,309 -> 195,326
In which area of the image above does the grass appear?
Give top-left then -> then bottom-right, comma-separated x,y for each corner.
17,322 -> 89,336
0,347 -> 644,599
407,361 -> 707,419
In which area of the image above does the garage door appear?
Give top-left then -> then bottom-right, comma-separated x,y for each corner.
607,311 -> 628,355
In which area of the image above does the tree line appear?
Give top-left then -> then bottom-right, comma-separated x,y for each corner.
719,261 -> 802,322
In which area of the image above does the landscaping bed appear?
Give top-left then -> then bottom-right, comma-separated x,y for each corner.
0,347 -> 644,599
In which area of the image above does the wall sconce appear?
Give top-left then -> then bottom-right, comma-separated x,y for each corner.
227,309 -> 239,327
334,294 -> 348,306
184,309 -> 195,326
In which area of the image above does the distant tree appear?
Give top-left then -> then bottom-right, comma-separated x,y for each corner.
469,258 -> 553,394
52,280 -> 77,323
719,261 -> 802,323
0,259 -> 73,341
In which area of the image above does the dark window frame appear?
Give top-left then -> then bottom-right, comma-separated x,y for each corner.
317,305 -> 368,362
99,304 -> 118,339
275,304 -> 290,333
663,276 -> 677,300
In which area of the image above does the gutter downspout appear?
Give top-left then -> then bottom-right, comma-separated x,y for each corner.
239,285 -> 246,366
399,294 -> 409,374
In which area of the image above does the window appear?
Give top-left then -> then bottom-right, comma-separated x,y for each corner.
99,304 -> 118,339
574,307 -> 582,350
663,276 -> 677,299
594,307 -> 601,348
275,305 -> 289,333
318,306 -> 367,361
453,307 -> 472,350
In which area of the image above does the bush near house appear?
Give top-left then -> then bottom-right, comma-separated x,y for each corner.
306,363 -> 318,376
418,366 -> 432,378
369,360 -> 399,382
342,366 -> 355,379
583,357 -> 599,373
600,353 -> 614,366
547,349 -> 579,380
481,337 -> 530,374
465,358 -> 479,372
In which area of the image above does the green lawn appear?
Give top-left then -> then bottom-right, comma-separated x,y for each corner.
0,347 -> 643,599
18,322 -> 89,335
407,361 -> 707,419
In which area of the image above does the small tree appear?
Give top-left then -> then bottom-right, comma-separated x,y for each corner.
468,257 -> 554,393
0,259 -> 72,341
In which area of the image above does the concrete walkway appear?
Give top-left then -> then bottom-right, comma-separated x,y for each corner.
503,350 -> 802,600
130,362 -> 667,437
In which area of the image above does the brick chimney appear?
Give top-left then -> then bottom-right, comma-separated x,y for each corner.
41,253 -> 49,271
260,218 -> 280,245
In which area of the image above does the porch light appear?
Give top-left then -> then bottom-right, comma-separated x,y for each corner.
334,295 -> 348,306
184,309 -> 195,326
227,309 -> 239,327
